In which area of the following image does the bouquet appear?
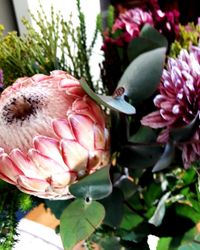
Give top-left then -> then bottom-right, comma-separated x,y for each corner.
0,1 -> 200,249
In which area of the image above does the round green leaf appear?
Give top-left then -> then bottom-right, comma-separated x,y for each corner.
80,79 -> 136,114
128,25 -> 167,62
60,199 -> 105,250
69,167 -> 112,200
118,47 -> 166,104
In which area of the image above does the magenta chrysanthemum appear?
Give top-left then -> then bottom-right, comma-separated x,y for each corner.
112,8 -> 153,43
141,46 -> 200,167
0,70 -> 109,199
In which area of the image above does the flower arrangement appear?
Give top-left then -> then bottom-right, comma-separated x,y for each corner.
0,0 -> 200,249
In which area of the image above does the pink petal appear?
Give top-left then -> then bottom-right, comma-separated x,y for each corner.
141,111 -> 171,128
59,78 -> 79,89
52,119 -> 75,140
157,129 -> 170,143
0,154 -> 24,184
0,148 -> 5,156
50,172 -> 76,188
29,149 -> 67,178
33,136 -> 67,169
94,125 -> 106,150
10,149 -> 40,178
88,151 -> 101,170
61,139 -> 88,172
69,114 -> 95,150
65,86 -> 85,97
17,175 -> 50,193
72,97 -> 105,127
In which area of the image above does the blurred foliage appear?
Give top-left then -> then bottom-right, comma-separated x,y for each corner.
170,23 -> 200,57
0,0 -> 99,89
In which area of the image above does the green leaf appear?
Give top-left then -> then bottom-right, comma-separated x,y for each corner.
120,205 -> 143,230
175,205 -> 200,223
115,178 -> 137,200
130,126 -> 157,143
119,144 -> 163,169
143,182 -> 162,207
118,47 -> 166,104
99,237 -> 121,250
60,199 -> 105,250
100,188 -> 124,228
170,113 -> 199,142
152,142 -> 175,172
80,79 -> 136,114
69,167 -> 112,200
140,25 -> 168,47
157,237 -> 172,250
128,25 -> 168,61
44,199 -> 72,219
149,192 -> 171,227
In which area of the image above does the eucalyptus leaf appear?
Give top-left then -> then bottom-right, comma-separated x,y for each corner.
44,199 -> 72,219
60,199 -> 105,250
100,188 -> 124,228
80,79 -> 136,114
128,25 -> 168,61
99,237 -> 121,250
130,126 -> 157,143
170,113 -> 199,142
118,47 -> 166,104
120,205 -> 143,230
69,167 -> 112,200
149,192 -> 171,227
119,144 -> 163,169
140,25 -> 168,47
152,142 -> 175,172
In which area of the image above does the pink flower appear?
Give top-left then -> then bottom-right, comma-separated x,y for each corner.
112,8 -> 153,43
0,70 -> 109,199
141,46 -> 200,168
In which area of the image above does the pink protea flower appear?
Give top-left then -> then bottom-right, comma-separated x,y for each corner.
112,8 -> 153,43
0,70 -> 109,199
141,46 -> 200,168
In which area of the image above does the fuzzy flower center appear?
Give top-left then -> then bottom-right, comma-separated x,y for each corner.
2,95 -> 42,124
0,81 -> 70,153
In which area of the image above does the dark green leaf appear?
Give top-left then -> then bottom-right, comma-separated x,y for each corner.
170,113 -> 199,142
80,79 -> 136,114
140,25 -> 168,47
119,144 -> 163,169
100,188 -> 124,228
130,126 -> 157,143
99,237 -> 121,250
118,47 -> 166,104
152,142 -> 175,172
115,178 -> 137,200
128,25 -> 168,61
149,192 -> 171,227
60,199 -> 105,250
69,167 -> 112,200
44,199 -> 72,219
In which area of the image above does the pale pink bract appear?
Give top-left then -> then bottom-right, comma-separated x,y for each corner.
0,70 -> 109,199
141,46 -> 200,168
